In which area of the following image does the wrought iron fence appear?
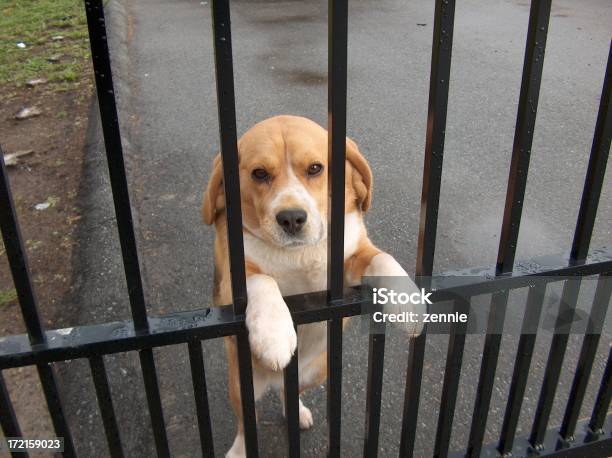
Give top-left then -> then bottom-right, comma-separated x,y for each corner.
0,0 -> 611,457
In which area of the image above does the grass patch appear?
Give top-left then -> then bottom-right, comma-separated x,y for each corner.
0,289 -> 17,307
0,0 -> 91,87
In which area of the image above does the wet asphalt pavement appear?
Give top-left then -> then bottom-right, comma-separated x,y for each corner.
56,0 -> 611,456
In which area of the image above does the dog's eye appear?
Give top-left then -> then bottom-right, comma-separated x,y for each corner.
307,163 -> 323,176
251,168 -> 270,181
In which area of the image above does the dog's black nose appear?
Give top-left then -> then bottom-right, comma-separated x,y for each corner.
276,209 -> 307,235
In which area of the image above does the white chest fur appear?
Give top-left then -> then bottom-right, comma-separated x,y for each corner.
243,212 -> 364,377
243,212 -> 363,296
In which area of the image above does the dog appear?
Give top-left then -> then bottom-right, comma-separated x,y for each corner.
202,115 -> 422,457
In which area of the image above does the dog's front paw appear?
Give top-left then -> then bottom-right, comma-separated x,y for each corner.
246,274 -> 297,371
246,304 -> 296,371
248,321 -> 296,371
364,253 -> 425,337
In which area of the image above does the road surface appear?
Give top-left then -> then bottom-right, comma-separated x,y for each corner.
58,0 -> 612,456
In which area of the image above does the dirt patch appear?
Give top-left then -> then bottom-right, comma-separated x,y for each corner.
0,78 -> 92,444
0,77 -> 91,329
0,72 -> 92,446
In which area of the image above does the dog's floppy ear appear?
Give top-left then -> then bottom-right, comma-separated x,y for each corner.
202,154 -> 225,225
346,137 -> 373,212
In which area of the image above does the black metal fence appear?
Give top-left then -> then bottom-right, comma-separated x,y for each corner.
0,0 -> 611,457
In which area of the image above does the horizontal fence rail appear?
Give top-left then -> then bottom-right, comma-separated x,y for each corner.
0,1 -> 610,458
0,248 -> 610,369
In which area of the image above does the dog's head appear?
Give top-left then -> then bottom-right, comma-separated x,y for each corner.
202,115 -> 372,248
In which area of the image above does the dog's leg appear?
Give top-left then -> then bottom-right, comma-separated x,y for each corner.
298,351 -> 327,393
245,274 -> 297,371
225,336 -> 269,458
363,252 -> 410,277
347,245 -> 425,336
279,390 -> 315,430
279,350 -> 327,429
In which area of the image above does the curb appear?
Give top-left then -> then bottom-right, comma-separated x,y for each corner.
71,0 -> 135,326
59,1 -> 155,455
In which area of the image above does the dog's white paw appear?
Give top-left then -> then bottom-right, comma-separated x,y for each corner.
299,400 -> 314,430
246,275 -> 297,371
249,322 -> 296,371
364,253 -> 425,337
225,433 -> 246,458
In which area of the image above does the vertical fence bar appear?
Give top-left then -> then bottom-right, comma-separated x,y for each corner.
236,332 -> 259,458
137,357 -> 168,456
327,319 -> 343,458
209,0 -> 247,316
399,336 -> 426,457
283,358 -> 300,458
529,279 -> 580,448
414,1 -> 455,278
0,372 -> 26,458
495,1 -> 551,271
0,159 -> 42,455
399,1 -> 455,456
530,38 -> 611,451
188,341 -> 215,458
497,283 -> 546,455
561,274 -> 612,440
209,0 -> 258,455
0,153 -> 76,456
557,37 -> 611,444
89,356 -> 124,458
465,290 -> 510,457
467,3 -> 552,455
589,346 -> 612,434
363,330 -> 386,458
432,298 -> 470,458
0,151 -> 45,344
327,0 -> 348,302
283,326 -> 300,458
83,0 -> 148,331
83,3 -> 171,453
570,41 -> 611,263
327,0 -> 348,456
138,350 -> 170,457
36,364 -> 76,457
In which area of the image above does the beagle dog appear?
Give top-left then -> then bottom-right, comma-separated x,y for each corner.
202,115 -> 421,457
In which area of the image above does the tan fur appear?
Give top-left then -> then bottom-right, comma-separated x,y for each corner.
345,238 -> 382,285
202,115 -> 416,457
202,154 -> 224,225
203,116 -> 372,231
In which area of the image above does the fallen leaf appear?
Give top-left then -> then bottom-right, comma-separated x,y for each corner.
15,107 -> 42,120
0,289 -> 18,307
46,196 -> 60,207
26,78 -> 48,87
3,150 -> 34,166
26,239 -> 42,251
67,215 -> 82,225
